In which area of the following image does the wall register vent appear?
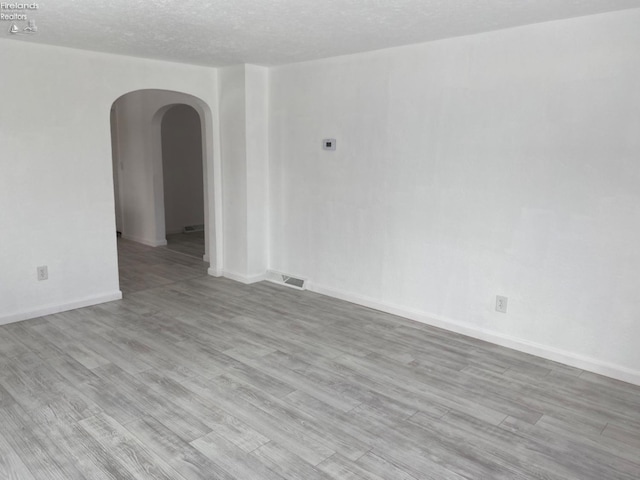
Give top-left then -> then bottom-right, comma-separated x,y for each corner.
183,224 -> 205,233
266,270 -> 307,290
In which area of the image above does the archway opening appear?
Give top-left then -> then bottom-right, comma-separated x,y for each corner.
161,104 -> 205,258
109,89 -> 222,294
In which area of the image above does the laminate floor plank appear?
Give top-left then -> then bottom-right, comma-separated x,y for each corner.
265,350 -> 419,418
224,347 -> 364,413
530,414 -> 640,466
408,411 -> 579,480
125,416 -> 236,480
293,354 -> 451,419
348,403 -> 523,480
78,412 -> 185,480
500,415 -> 640,480
0,403 -> 87,479
95,323 -> 224,379
437,410 -> 588,479
136,369 -> 271,453
355,451 -> 425,480
330,352 -> 509,425
191,431 -> 286,480
282,389 -> 417,455
32,320 -> 112,370
0,328 -> 32,358
0,429 -> 36,480
73,373 -> 147,425
320,316 -> 472,371
92,363 -> 212,442
251,441 -> 336,480
31,416 -> 132,480
214,373 -> 370,461
44,316 -> 154,375
6,323 -> 104,387
366,351 -> 543,423
0,352 -> 70,412
317,453 -> 388,480
0,238 -> 637,479
463,363 -> 639,431
165,232 -> 205,259
286,388 -> 506,480
220,314 -> 349,363
603,422 -> 640,445
180,375 -> 336,466
0,382 -> 16,408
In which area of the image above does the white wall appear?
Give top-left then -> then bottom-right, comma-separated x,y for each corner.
111,92 -> 160,246
219,66 -> 249,276
161,105 -> 205,235
110,108 -> 123,233
245,65 -> 270,277
0,40 -> 219,324
269,9 -> 640,383
218,65 -> 269,281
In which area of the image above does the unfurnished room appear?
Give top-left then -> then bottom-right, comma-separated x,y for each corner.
1,1 -> 640,479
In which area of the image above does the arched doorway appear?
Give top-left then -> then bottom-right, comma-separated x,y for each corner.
109,89 -> 223,293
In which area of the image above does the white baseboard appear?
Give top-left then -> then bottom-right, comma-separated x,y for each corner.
223,271 -> 267,285
0,291 -> 123,326
207,267 -> 222,277
307,282 -> 640,387
121,234 -> 167,247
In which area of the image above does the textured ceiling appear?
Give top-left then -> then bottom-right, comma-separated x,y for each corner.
4,0 -> 640,66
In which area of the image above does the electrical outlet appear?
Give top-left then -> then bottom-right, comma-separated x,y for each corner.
496,295 -> 508,313
37,265 -> 48,281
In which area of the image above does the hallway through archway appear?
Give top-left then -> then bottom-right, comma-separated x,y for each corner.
161,104 -> 205,259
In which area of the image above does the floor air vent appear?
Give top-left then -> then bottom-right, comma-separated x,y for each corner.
266,270 -> 307,290
183,224 -> 205,233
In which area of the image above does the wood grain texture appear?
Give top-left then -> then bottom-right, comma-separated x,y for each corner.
125,415 -> 236,480
78,412 -> 182,480
0,237 -> 637,479
165,231 -> 205,259
0,429 -> 36,480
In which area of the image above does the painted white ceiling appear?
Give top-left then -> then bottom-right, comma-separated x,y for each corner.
5,0 -> 640,66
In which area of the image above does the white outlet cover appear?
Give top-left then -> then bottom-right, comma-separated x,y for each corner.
496,295 -> 508,313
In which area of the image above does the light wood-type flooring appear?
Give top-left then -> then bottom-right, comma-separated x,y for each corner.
165,232 -> 205,260
0,238 -> 639,479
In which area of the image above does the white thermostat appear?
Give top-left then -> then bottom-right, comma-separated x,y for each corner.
323,139 -> 336,151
